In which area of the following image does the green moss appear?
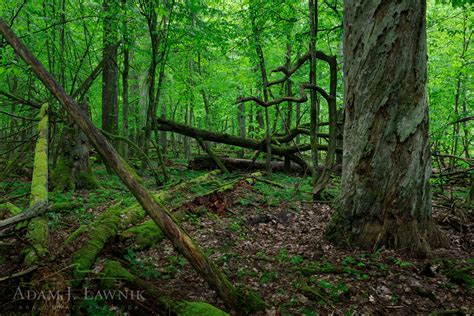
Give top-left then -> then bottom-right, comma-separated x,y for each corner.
65,225 -> 87,244
24,217 -> 49,266
78,169 -> 100,189
70,203 -> 145,286
52,156 -> 73,192
0,202 -> 22,218
121,220 -> 164,250
38,103 -> 48,119
236,287 -> 267,314
176,301 -> 229,316
30,137 -> 48,205
101,260 -> 134,288
30,103 -> 49,206
50,202 -> 78,212
445,267 -> 474,288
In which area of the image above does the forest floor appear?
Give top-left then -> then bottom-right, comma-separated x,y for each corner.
0,162 -> 473,315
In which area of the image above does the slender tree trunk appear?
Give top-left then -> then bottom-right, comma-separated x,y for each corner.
326,0 -> 443,256
238,102 -> 246,158
121,0 -> 130,159
284,40 -> 293,170
250,1 -> 272,175
184,104 -> 190,160
309,0 -> 320,187
160,98 -> 167,152
101,0 -> 119,149
59,0 -> 65,88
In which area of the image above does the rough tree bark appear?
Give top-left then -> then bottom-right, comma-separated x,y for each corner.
326,0 -> 443,256
52,102 -> 99,191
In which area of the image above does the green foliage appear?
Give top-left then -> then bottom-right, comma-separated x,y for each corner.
121,220 -> 165,250
80,298 -> 115,316
124,250 -> 162,280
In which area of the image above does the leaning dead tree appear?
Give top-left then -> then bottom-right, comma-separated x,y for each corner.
236,48 -> 338,194
0,19 -> 265,314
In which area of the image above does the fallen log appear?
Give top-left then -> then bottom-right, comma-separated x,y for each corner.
154,117 -> 342,157
24,103 -> 49,266
0,20 -> 264,313
101,260 -> 229,315
189,156 -> 305,174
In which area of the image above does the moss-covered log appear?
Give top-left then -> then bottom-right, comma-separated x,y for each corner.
101,260 -> 229,315
66,201 -> 144,286
24,103 -> 49,266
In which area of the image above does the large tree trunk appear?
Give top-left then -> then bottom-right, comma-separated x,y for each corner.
52,102 -> 99,191
326,0 -> 443,256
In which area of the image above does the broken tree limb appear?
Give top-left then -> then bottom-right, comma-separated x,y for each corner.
196,137 -> 230,174
267,50 -> 335,87
0,19 -> 263,313
450,116 -> 474,124
0,201 -> 50,229
236,83 -> 333,108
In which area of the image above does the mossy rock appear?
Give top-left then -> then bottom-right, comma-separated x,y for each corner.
176,301 -> 229,316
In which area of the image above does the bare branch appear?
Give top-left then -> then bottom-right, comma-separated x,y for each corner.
236,83 -> 333,108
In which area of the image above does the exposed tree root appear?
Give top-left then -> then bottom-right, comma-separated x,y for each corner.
326,208 -> 447,258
